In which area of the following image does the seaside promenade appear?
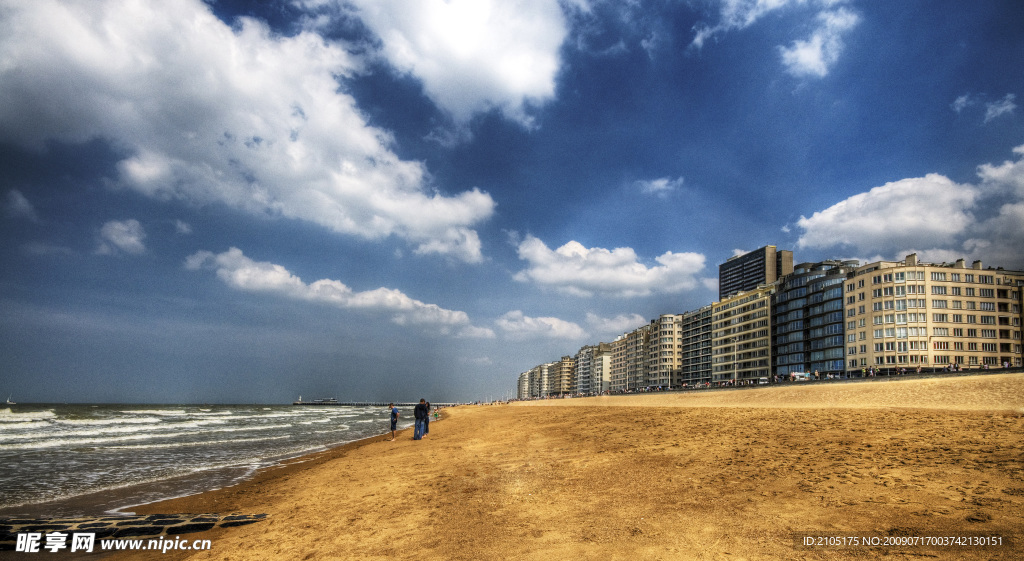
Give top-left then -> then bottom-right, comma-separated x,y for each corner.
117,373 -> 1022,560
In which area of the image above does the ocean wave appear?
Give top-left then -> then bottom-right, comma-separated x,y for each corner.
2,418 -> 243,442
0,408 -> 56,422
1,430 -> 206,450
104,434 -> 292,450
0,420 -> 52,430
118,409 -> 189,416
56,416 -> 162,426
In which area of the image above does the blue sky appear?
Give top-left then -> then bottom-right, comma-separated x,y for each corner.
1,0 -> 1022,403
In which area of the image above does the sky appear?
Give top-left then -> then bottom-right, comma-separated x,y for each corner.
1,0 -> 1022,404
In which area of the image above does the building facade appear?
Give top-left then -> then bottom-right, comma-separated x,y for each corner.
719,245 -> 793,300
712,285 -> 774,384
646,314 -> 683,388
680,304 -> 714,386
773,260 -> 858,378
846,255 -> 1023,373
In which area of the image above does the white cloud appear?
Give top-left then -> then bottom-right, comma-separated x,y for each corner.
635,176 -> 683,198
584,312 -> 646,335
951,94 -> 972,113
796,144 -> 1024,269
185,247 -> 475,329
984,93 -> 1017,123
97,219 -> 147,255
513,235 -> 708,297
346,0 -> 569,127
796,174 -> 977,254
495,310 -> 586,340
174,220 -> 192,235
4,190 -> 38,222
779,8 -> 860,78
0,0 -> 494,263
692,1 -> 859,79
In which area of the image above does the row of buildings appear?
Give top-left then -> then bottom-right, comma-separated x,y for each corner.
516,246 -> 1024,399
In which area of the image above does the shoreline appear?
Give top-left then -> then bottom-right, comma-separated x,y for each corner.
0,421 -> 416,520
100,373 -> 1023,560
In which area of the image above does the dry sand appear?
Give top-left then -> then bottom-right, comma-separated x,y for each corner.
118,374 -> 1023,560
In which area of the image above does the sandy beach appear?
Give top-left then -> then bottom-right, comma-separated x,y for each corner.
114,373 -> 1023,560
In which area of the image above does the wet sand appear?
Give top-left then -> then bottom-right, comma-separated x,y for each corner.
116,373 -> 1023,560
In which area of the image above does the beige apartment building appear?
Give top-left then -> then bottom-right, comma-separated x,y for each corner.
647,314 -> 683,387
846,254 -> 1023,372
550,355 -> 576,396
609,324 -> 651,391
712,285 -> 774,384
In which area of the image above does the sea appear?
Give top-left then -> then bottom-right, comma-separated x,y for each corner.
0,403 -> 409,517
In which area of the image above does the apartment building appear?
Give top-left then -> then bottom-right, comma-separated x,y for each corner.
846,254 -> 1023,373
712,285 -> 774,384
574,343 -> 613,394
680,304 -> 713,386
609,324 -> 651,391
773,260 -> 858,378
719,245 -> 793,300
646,314 -> 683,388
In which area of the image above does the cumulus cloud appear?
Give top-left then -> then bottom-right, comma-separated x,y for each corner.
796,144 -> 1024,268
4,190 -> 39,222
97,219 -> 147,255
346,0 -> 568,127
0,0 -> 494,262
779,8 -> 860,78
584,312 -> 646,335
984,93 -> 1017,123
186,247 -> 480,331
635,176 -> 683,198
513,235 -> 708,297
495,310 -> 587,340
692,1 -> 859,78
174,220 -> 192,235
796,174 -> 978,253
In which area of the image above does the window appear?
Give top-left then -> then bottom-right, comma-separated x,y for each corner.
965,274 -> 974,282
981,329 -> 996,338
965,288 -> 976,297
933,327 -> 949,336
894,272 -> 905,282
931,272 -> 947,281
933,341 -> 949,350
953,328 -> 964,337
932,286 -> 947,295
874,343 -> 883,352
951,273 -> 960,282
952,314 -> 963,323
980,289 -> 995,298
980,302 -> 995,311
932,300 -> 947,308
979,275 -> 994,284
980,316 -> 996,325
933,314 -> 948,322
951,287 -> 961,296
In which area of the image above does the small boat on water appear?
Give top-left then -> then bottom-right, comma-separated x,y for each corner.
5,395 -> 15,405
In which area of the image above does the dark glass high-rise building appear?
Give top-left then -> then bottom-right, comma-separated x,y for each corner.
719,245 -> 794,300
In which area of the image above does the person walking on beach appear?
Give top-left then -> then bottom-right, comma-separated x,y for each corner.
387,403 -> 399,441
423,400 -> 431,437
413,398 -> 428,440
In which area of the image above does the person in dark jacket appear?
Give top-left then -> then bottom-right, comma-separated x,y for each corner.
413,398 -> 428,440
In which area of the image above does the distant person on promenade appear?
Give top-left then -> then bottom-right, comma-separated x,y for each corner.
387,403 -> 399,441
423,400 -> 431,437
413,399 -> 428,440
